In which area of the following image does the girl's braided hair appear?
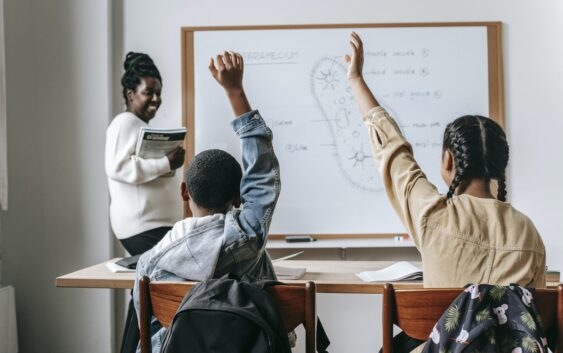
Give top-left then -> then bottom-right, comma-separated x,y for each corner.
442,115 -> 509,201
121,52 -> 162,105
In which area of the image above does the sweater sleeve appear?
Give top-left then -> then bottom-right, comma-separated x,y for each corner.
105,116 -> 171,184
363,106 -> 443,246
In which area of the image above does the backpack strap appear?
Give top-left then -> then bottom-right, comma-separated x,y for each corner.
316,318 -> 331,353
254,279 -> 332,353
233,274 -> 332,352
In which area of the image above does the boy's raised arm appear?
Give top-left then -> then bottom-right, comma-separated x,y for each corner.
209,52 -> 280,242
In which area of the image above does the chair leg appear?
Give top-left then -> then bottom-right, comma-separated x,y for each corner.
382,283 -> 395,353
139,276 -> 152,353
305,281 -> 317,353
556,284 -> 563,353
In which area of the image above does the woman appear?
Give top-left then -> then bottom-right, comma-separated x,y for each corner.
105,52 -> 185,255
105,52 -> 185,353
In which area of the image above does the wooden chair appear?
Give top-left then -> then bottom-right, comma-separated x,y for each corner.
382,283 -> 563,353
139,277 -> 317,353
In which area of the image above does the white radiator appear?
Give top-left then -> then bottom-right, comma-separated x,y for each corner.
0,286 -> 17,353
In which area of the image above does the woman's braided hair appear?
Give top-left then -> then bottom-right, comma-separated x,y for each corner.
121,52 -> 162,105
442,115 -> 509,201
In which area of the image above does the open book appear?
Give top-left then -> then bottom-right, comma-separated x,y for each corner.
356,261 -> 423,282
136,127 -> 187,177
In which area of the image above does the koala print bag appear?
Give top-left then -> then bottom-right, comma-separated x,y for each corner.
423,284 -> 548,353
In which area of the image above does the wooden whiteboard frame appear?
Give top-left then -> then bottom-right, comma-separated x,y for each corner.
181,22 -> 504,239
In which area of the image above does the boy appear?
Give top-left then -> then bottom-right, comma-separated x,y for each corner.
133,50 -> 280,352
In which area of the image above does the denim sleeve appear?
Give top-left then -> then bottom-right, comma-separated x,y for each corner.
230,110 -> 280,246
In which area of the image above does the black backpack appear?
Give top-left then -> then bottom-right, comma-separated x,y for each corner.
160,275 -> 330,353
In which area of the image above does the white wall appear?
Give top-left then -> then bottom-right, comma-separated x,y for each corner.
119,1 -> 563,352
0,1 -> 113,352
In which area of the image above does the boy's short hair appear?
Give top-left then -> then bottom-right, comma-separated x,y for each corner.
185,149 -> 242,210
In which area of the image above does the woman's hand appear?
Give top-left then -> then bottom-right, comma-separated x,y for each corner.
344,32 -> 364,82
209,51 -> 244,93
166,146 -> 185,170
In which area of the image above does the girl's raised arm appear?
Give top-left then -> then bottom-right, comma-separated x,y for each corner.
345,32 -> 442,245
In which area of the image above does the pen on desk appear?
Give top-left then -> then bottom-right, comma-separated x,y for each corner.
285,235 -> 317,243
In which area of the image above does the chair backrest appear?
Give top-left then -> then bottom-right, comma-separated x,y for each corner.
382,283 -> 563,353
139,277 -> 317,353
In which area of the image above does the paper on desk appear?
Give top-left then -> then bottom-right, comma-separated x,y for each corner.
274,266 -> 306,280
106,260 -> 135,273
272,251 -> 306,279
356,261 -> 423,282
272,251 -> 304,262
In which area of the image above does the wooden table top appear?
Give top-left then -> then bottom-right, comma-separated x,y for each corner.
55,259 -> 426,293
55,259 -> 560,294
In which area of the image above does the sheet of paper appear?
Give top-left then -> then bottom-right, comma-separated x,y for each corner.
274,265 -> 306,280
356,261 -> 422,282
272,251 -> 304,262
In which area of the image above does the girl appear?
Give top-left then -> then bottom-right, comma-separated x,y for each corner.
345,32 -> 545,289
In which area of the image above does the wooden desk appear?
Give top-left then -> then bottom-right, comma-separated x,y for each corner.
56,259 -> 425,294
56,260 -> 560,294
266,238 -> 416,250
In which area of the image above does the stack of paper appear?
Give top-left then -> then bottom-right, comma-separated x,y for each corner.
356,261 -> 423,282
274,266 -> 307,280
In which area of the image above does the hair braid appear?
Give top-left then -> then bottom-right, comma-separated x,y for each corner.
447,173 -> 462,199
445,127 -> 471,198
497,173 -> 507,202
483,119 -> 509,201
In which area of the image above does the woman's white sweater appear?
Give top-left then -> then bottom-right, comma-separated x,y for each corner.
105,112 -> 182,239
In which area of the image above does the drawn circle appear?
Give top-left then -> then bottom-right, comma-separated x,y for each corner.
352,130 -> 360,138
421,48 -> 430,57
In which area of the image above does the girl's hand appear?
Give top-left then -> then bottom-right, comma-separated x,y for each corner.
209,51 -> 244,93
344,32 -> 364,82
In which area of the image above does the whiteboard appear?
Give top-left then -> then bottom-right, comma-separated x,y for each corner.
183,23 -> 504,236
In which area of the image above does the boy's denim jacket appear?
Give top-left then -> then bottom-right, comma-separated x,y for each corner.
133,110 -> 280,352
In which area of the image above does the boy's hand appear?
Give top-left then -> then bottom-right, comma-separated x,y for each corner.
209,51 -> 244,93
344,32 -> 364,82
209,51 -> 252,117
